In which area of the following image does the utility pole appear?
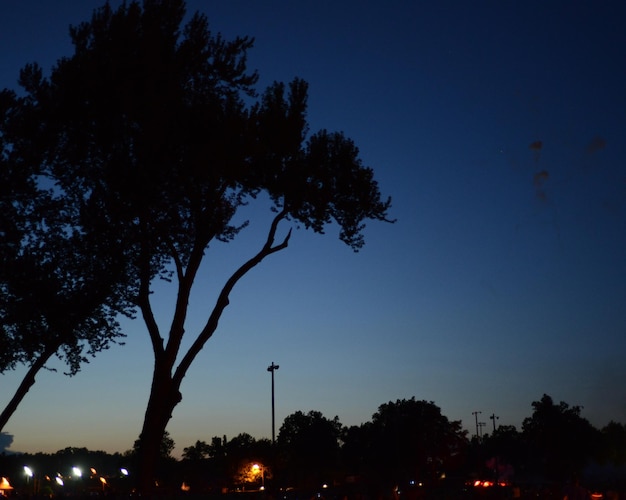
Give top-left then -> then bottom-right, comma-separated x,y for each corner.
490,413 -> 499,433
478,421 -> 486,438
472,411 -> 482,439
267,362 -> 279,444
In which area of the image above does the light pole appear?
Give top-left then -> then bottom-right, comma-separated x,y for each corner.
267,362 -> 279,444
472,411 -> 482,439
252,463 -> 265,489
490,413 -> 499,433
24,466 -> 33,493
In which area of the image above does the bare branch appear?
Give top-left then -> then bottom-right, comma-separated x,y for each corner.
138,235 -> 163,358
173,210 -> 290,384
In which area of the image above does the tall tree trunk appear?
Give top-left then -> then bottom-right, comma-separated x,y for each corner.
0,347 -> 56,432
135,360 -> 182,494
133,211 -> 291,494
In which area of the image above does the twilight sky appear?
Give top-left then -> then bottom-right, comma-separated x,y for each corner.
1,1 -> 625,457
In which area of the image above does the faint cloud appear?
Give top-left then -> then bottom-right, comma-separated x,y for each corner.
0,432 -> 14,453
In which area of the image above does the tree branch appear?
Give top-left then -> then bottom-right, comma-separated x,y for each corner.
164,235 -> 210,366
173,210 -> 290,385
0,344 -> 58,432
138,225 -> 163,358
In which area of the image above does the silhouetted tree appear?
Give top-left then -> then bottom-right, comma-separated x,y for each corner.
599,421 -> 626,466
341,422 -> 375,479
0,88 -> 134,433
182,440 -> 212,461
277,410 -> 343,488
481,425 -> 523,481
363,398 -> 468,488
207,435 -> 228,459
3,0 -> 392,493
132,430 -> 176,460
521,394 -> 600,480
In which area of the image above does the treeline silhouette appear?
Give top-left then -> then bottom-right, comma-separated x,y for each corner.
1,395 -> 625,498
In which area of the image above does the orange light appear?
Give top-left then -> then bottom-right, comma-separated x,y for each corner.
473,480 -> 497,488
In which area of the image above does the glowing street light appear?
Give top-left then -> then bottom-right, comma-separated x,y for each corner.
72,467 -> 82,478
24,466 -> 33,484
0,477 -> 13,492
252,463 -> 265,488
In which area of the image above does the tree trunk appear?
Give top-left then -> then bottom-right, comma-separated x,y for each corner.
0,348 -> 56,432
135,360 -> 182,494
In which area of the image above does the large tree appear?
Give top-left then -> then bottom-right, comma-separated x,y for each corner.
277,410 -> 343,488
6,0 -> 392,492
521,394 -> 600,480
0,87 -> 134,433
365,398 -> 468,486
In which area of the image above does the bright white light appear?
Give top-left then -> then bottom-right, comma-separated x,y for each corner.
120,468 -> 129,476
55,477 -> 64,486
24,466 -> 33,477
72,467 -> 82,478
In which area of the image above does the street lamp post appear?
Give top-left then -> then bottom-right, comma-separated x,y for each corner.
24,466 -> 33,493
490,413 -> 499,433
252,463 -> 265,489
472,411 -> 482,440
267,362 -> 279,444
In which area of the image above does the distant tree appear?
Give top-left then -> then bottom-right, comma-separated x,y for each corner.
182,440 -> 212,461
235,461 -> 267,488
599,421 -> 626,465
207,435 -> 228,459
277,410 -> 343,488
521,394 -> 600,480
481,425 -> 523,481
225,433 -> 272,486
3,0 -> 392,493
0,89 -> 134,433
133,430 -> 176,460
341,422 -> 375,478
364,398 -> 468,487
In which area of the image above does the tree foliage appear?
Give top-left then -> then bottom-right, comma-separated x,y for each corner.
521,394 -> 600,480
365,398 -> 468,485
1,0 -> 393,493
3,0 -> 392,491
599,421 -> 626,466
277,410 -> 343,487
0,85 -> 134,432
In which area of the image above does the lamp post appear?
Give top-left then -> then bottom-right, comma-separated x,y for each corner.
24,466 -> 33,493
267,362 -> 279,444
252,463 -> 265,489
472,411 -> 482,440
490,413 -> 499,433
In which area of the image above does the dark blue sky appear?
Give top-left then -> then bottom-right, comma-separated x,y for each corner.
1,1 -> 625,456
